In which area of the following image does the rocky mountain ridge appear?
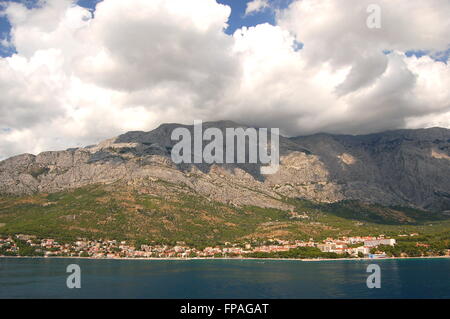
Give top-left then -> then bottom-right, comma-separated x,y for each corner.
1,121 -> 449,212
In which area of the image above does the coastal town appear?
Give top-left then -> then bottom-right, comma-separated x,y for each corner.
2,233 -> 447,259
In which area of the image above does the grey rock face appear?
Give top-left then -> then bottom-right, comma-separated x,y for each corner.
0,121 -> 449,211
288,128 -> 450,210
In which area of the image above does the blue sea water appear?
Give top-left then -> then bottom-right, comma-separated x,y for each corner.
0,258 -> 449,299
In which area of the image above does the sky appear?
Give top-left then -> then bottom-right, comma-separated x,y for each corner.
0,0 -> 449,159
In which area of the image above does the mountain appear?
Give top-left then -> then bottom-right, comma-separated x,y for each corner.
0,121 -> 449,244
0,121 -> 449,212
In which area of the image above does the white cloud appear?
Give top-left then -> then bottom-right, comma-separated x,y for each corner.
274,0 -> 450,133
245,0 -> 270,16
0,0 -> 449,159
277,0 -> 450,67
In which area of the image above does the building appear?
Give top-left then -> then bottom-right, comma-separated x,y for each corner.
317,244 -> 335,253
364,239 -> 396,247
347,246 -> 371,256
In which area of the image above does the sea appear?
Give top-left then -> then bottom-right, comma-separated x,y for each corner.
0,257 -> 449,298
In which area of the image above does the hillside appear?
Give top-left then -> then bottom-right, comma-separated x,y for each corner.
0,183 -> 449,246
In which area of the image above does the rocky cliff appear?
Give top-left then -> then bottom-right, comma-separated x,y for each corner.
1,121 -> 449,212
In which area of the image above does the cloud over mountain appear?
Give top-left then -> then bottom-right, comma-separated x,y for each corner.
0,0 -> 449,159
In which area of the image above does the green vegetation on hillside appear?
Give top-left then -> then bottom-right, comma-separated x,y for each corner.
247,247 -> 343,259
0,184 -> 449,248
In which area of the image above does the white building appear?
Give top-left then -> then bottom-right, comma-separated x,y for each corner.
364,239 -> 396,247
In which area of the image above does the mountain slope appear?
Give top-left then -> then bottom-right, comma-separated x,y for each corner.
289,128 -> 450,211
0,183 -> 448,245
0,122 -> 449,212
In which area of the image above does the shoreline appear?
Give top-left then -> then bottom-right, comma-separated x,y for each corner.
1,255 -> 449,262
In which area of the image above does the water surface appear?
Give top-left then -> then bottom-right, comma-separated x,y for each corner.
0,258 -> 449,298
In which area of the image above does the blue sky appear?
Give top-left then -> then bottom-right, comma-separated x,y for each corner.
405,49 -> 450,63
0,0 -> 293,57
217,0 -> 293,34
